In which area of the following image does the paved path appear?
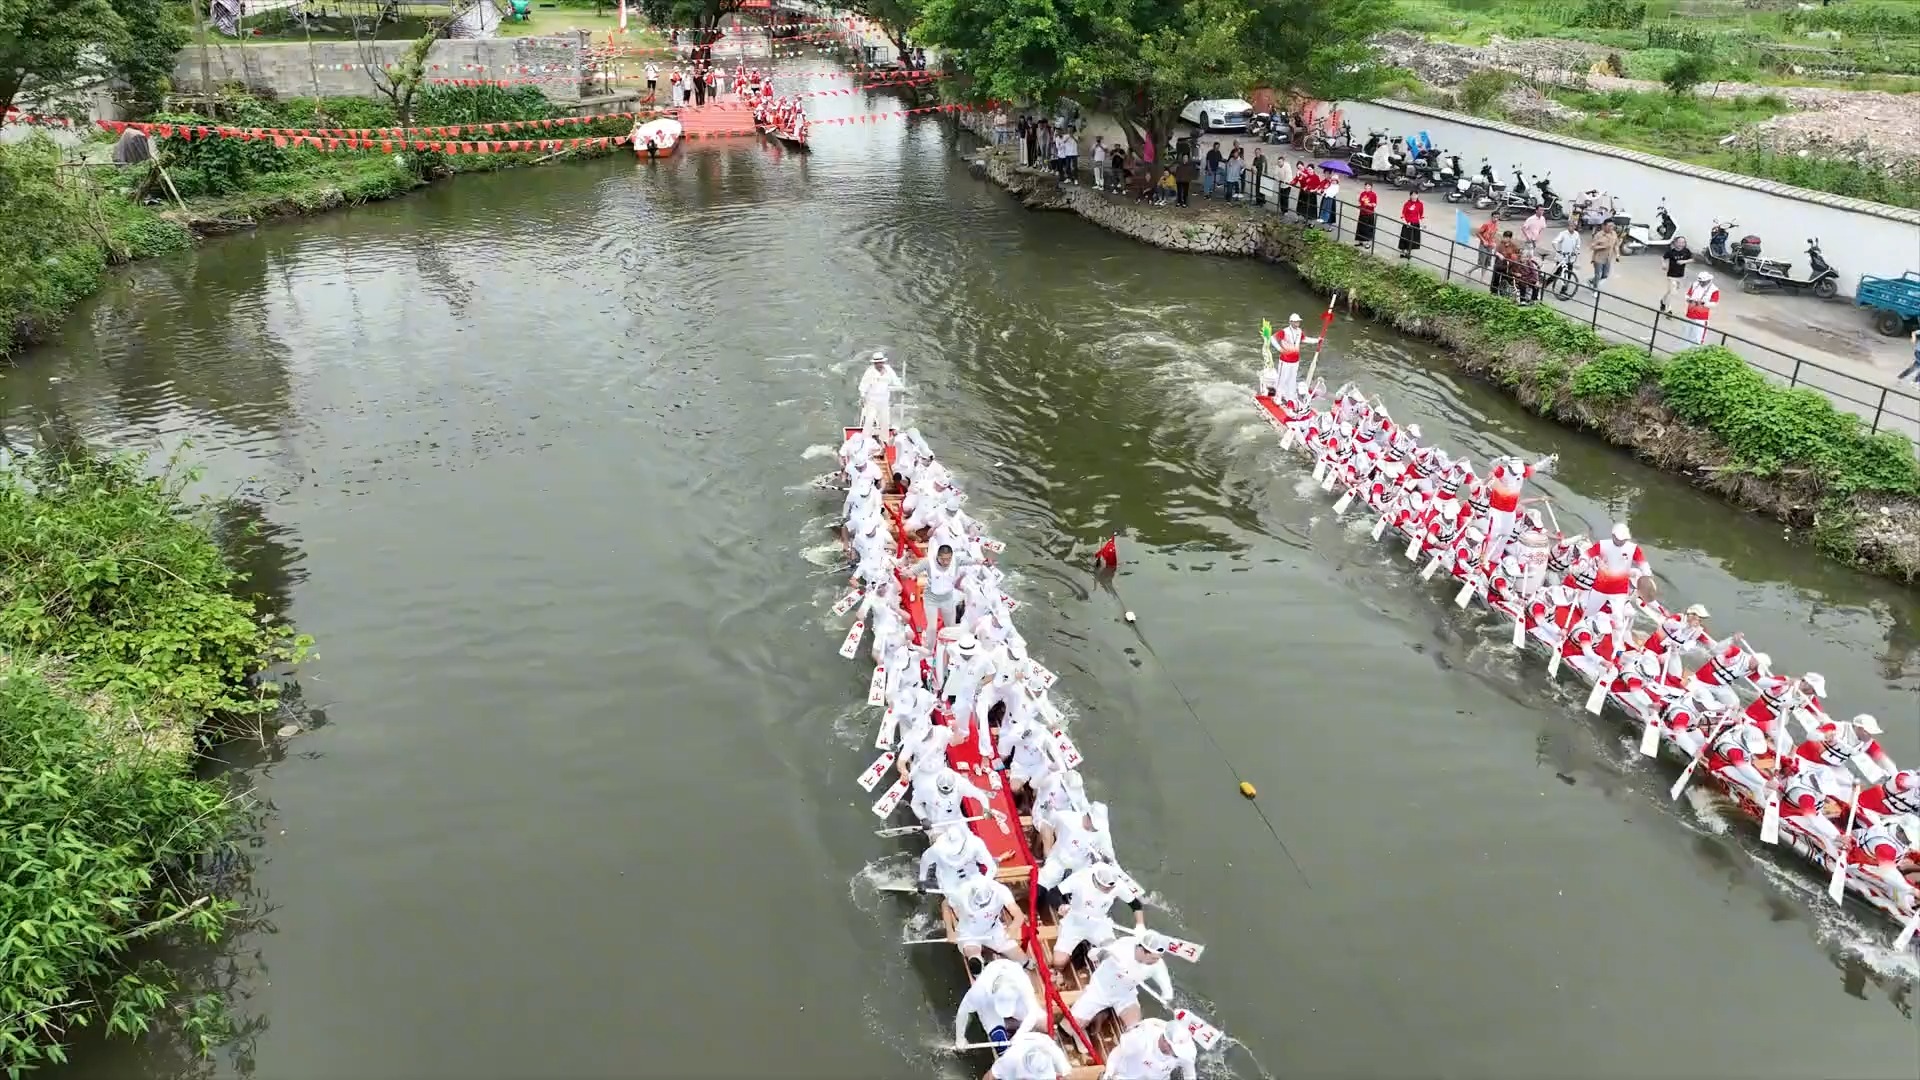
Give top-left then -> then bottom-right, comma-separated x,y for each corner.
1025,111 -> 1920,441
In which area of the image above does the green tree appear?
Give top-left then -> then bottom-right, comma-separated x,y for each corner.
1662,51 -> 1714,97
107,0 -> 189,114
915,0 -> 1388,176
827,0 -> 922,65
638,0 -> 747,104
0,0 -> 126,118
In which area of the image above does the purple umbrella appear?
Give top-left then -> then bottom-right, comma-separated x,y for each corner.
1317,159 -> 1355,175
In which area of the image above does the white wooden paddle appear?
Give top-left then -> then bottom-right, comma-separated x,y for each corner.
1759,776 -> 1783,845
1584,665 -> 1613,714
858,751 -> 897,792
1670,715 -> 1736,800
877,813 -> 988,838
1420,555 -> 1444,580
1547,643 -> 1562,679
1512,614 -> 1528,649
868,664 -> 887,706
1828,779 -> 1861,902
1319,468 -> 1337,492
874,707 -> 900,750
1174,1009 -> 1226,1052
1639,713 -> 1663,757
1404,531 -> 1423,561
1893,907 -> 1920,951
831,589 -> 863,617
1371,514 -> 1390,541
1332,488 -> 1355,515
1311,459 -> 1327,482
839,619 -> 866,659
1280,427 -> 1296,451
1453,576 -> 1476,609
871,775 -> 909,818
1052,728 -> 1083,769
1108,922 -> 1206,963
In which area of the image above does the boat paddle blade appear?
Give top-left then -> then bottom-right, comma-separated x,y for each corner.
1371,515 -> 1389,541
838,619 -> 866,659
874,707 -> 899,750
857,751 -> 897,792
1829,788 -> 1861,902
1760,787 -> 1782,844
1173,1009 -> 1226,1052
1280,427 -> 1295,451
1894,908 -> 1920,951
1639,718 -> 1662,757
871,775 -> 909,818
1851,752 -> 1887,784
1404,533 -> 1423,561
1420,555 -> 1444,580
867,665 -> 887,706
1332,489 -> 1355,515
831,589 -> 863,617
1454,578 -> 1476,608
1547,647 -> 1562,679
1319,469 -> 1337,492
1311,460 -> 1327,482
1584,672 -> 1610,715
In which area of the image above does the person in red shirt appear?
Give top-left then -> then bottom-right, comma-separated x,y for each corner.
1294,161 -> 1317,221
1354,180 -> 1379,247
1398,192 -> 1425,258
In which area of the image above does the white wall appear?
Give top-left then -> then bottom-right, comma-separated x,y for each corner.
1335,99 -> 1920,294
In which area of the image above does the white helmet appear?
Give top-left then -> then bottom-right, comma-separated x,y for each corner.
1405,423 -> 1422,439
967,878 -> 997,910
1750,651 -> 1771,673
1684,603 -> 1710,618
1167,1024 -> 1195,1059
989,972 -> 1023,1017
1610,522 -> 1631,542
1139,930 -> 1170,955
954,634 -> 979,656
934,826 -> 967,859
936,768 -> 958,794
1091,863 -> 1119,889
1018,723 -> 1043,744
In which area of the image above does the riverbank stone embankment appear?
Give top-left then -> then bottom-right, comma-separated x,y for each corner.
974,146 -> 1920,585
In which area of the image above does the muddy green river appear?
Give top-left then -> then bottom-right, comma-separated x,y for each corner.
7,72 -> 1918,1079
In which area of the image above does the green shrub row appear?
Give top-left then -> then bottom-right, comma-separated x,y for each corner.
1292,231 -> 1920,502
0,452 -> 309,1073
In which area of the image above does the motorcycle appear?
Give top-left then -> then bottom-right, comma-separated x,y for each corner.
1534,173 -> 1566,221
1470,159 -> 1500,208
1310,121 -> 1355,157
1742,238 -> 1839,300
1493,165 -> 1534,218
1702,219 -> 1762,276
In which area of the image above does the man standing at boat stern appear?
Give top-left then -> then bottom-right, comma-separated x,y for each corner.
859,351 -> 903,435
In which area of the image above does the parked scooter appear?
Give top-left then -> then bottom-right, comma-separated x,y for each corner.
1702,219 -> 1762,276
1494,165 -> 1535,218
1310,121 -> 1355,157
1471,159 -> 1501,208
1615,200 -> 1677,257
1534,173 -> 1566,221
1742,238 -> 1840,300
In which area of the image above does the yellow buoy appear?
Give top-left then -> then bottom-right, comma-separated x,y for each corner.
1239,781 -> 1257,798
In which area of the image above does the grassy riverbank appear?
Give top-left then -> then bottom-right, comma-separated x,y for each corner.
976,148 -> 1920,584
0,451 -> 311,1072
1,85 -> 639,359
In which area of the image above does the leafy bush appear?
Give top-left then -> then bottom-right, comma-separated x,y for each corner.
1658,346 -> 1920,494
1459,69 -> 1513,114
1782,1 -> 1920,37
1571,345 -> 1657,402
1662,51 -> 1716,96
1,137 -> 117,349
0,452 -> 307,717
1570,0 -> 1645,31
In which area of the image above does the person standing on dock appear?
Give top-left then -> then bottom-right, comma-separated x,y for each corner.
954,957 -> 1043,1047
644,61 -> 659,99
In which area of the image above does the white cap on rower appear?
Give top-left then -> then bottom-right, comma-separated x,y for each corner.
1853,712 -> 1884,735
1021,1042 -> 1054,1073
1611,522 -> 1632,541
954,634 -> 979,655
1697,270 -> 1712,282
1139,930 -> 1170,955
1288,313 -> 1302,323
1685,603 -> 1710,617
967,878 -> 997,909
1166,1025 -> 1195,1058
1802,672 -> 1827,696
936,768 -> 959,793
871,350 -> 888,363
1406,424 -> 1421,439
1091,863 -> 1118,889
935,826 -> 967,859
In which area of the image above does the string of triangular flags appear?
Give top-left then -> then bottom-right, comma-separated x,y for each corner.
94,104 -> 983,151
2,109 -> 75,127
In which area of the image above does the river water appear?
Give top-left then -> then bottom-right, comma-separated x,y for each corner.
8,73 -> 1920,1079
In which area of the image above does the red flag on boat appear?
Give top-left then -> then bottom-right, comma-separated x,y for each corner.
1094,534 -> 1118,569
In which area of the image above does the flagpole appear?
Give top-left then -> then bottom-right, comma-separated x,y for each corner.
1302,293 -> 1338,395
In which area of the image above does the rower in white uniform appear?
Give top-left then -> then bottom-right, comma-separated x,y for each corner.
941,636 -> 997,754
919,823 -> 998,895
1051,862 -> 1145,969
912,544 -> 966,630
991,1031 -> 1073,1080
1069,933 -> 1170,1030
999,715 -> 1057,798
912,766 -> 992,829
859,352 -> 903,434
948,874 -> 1027,975
954,957 -> 1043,1046
1102,1018 -> 1197,1080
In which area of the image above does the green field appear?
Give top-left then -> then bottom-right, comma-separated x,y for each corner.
1390,0 -> 1920,87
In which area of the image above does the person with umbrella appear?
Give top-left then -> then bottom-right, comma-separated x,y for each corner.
1320,168 -> 1342,227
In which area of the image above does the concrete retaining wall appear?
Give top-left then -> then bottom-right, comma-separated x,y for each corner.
171,35 -> 591,104
1336,99 -> 1920,291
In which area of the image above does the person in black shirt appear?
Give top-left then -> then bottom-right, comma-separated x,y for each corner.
1660,237 -> 1692,310
1203,142 -> 1223,198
